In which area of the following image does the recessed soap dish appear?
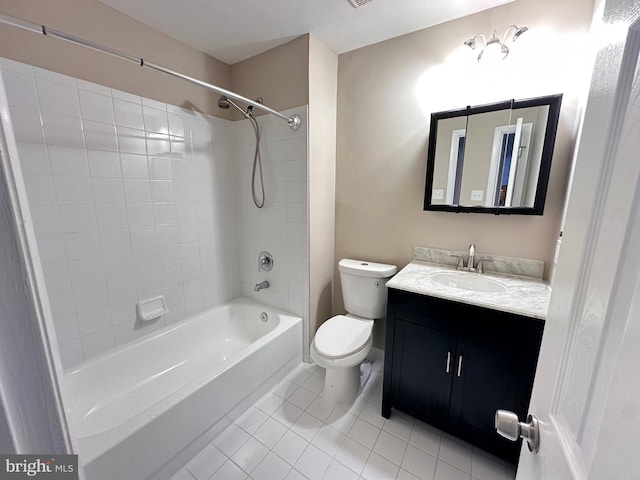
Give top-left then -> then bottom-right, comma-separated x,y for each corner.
137,295 -> 169,321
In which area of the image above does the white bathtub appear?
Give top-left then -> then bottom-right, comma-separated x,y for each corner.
64,297 -> 302,480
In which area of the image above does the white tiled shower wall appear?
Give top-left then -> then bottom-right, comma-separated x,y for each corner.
233,108 -> 309,327
0,57 -> 309,369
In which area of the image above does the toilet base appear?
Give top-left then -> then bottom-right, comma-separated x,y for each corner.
323,365 -> 361,405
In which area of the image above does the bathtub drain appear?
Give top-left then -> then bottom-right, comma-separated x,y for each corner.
260,312 -> 269,323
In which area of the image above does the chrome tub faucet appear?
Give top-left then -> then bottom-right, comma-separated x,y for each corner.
254,280 -> 270,291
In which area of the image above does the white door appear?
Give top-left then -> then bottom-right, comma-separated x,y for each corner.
513,1 -> 640,478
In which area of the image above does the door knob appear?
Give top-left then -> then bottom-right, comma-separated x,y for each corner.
495,409 -> 540,453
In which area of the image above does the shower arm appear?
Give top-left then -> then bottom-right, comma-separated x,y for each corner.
0,13 -> 302,131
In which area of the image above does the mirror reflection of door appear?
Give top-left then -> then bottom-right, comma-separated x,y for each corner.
446,129 -> 466,204
487,121 -> 533,207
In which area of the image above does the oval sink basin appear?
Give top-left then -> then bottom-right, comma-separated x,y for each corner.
430,271 -> 508,293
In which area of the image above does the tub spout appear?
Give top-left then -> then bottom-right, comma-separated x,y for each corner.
254,281 -> 270,292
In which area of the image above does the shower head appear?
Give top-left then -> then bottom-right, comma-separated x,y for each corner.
217,95 -> 250,118
217,96 -> 230,109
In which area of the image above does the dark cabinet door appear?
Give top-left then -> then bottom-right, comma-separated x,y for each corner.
390,318 -> 456,431
382,288 -> 544,464
448,337 -> 524,462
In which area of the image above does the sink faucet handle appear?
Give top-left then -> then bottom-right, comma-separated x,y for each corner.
477,258 -> 494,274
450,255 -> 465,270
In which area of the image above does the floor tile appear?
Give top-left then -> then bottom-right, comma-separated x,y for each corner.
284,469 -> 308,480
295,444 -> 332,480
285,367 -> 312,386
402,444 -> 437,480
397,468 -> 422,480
301,374 -> 325,394
345,393 -> 369,416
208,460 -> 247,480
253,417 -> 288,449
312,424 -> 346,457
434,459 -> 471,480
271,379 -> 299,399
306,395 -> 336,422
373,430 -> 408,465
361,452 -> 399,480
289,385 -> 317,410
348,417 -> 382,450
366,384 -> 383,406
442,432 -> 473,449
326,407 -> 358,435
322,459 -> 360,480
291,411 -> 324,441
382,412 -> 414,441
213,424 -> 250,457
174,358 -> 516,480
255,391 -> 285,415
307,363 -> 325,378
230,436 -> 269,474
252,451 -> 292,480
235,406 -> 269,434
438,437 -> 472,473
169,469 -> 195,480
470,449 -> 508,480
359,401 -> 385,428
184,445 -> 226,480
273,429 -> 310,466
335,437 -> 371,475
272,400 -> 305,427
409,423 -> 442,456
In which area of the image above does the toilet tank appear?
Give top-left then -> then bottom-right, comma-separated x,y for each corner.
339,259 -> 398,319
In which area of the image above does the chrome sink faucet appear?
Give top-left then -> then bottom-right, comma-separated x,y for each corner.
451,244 -> 494,273
467,244 -> 475,272
451,244 -> 478,272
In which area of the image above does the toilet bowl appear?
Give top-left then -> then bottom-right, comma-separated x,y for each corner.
311,259 -> 397,405
310,315 -> 373,404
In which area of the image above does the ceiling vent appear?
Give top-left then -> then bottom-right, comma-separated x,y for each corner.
348,0 -> 375,8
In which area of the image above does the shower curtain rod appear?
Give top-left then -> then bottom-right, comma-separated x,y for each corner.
0,13 -> 302,131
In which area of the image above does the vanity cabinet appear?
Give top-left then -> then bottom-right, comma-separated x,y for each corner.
382,288 -> 544,463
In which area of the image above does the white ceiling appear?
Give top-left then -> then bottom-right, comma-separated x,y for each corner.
98,0 -> 514,64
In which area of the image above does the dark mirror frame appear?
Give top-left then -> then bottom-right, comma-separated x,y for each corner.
423,94 -> 562,215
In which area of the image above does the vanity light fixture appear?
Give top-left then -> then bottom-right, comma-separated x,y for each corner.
464,25 -> 528,62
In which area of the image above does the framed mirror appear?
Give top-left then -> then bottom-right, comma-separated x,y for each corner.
424,94 -> 562,215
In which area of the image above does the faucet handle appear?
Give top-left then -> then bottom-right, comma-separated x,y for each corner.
477,258 -> 494,274
450,255 -> 465,270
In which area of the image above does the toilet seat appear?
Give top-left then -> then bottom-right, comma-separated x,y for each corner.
313,315 -> 373,360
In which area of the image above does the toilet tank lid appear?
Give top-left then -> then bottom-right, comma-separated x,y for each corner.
338,259 -> 398,278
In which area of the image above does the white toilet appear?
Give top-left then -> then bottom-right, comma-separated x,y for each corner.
311,259 -> 397,405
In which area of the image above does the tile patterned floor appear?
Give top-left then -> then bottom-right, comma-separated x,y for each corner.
170,357 -> 516,480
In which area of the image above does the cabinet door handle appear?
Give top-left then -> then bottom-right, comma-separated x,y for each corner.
446,351 -> 451,373
457,354 -> 463,377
